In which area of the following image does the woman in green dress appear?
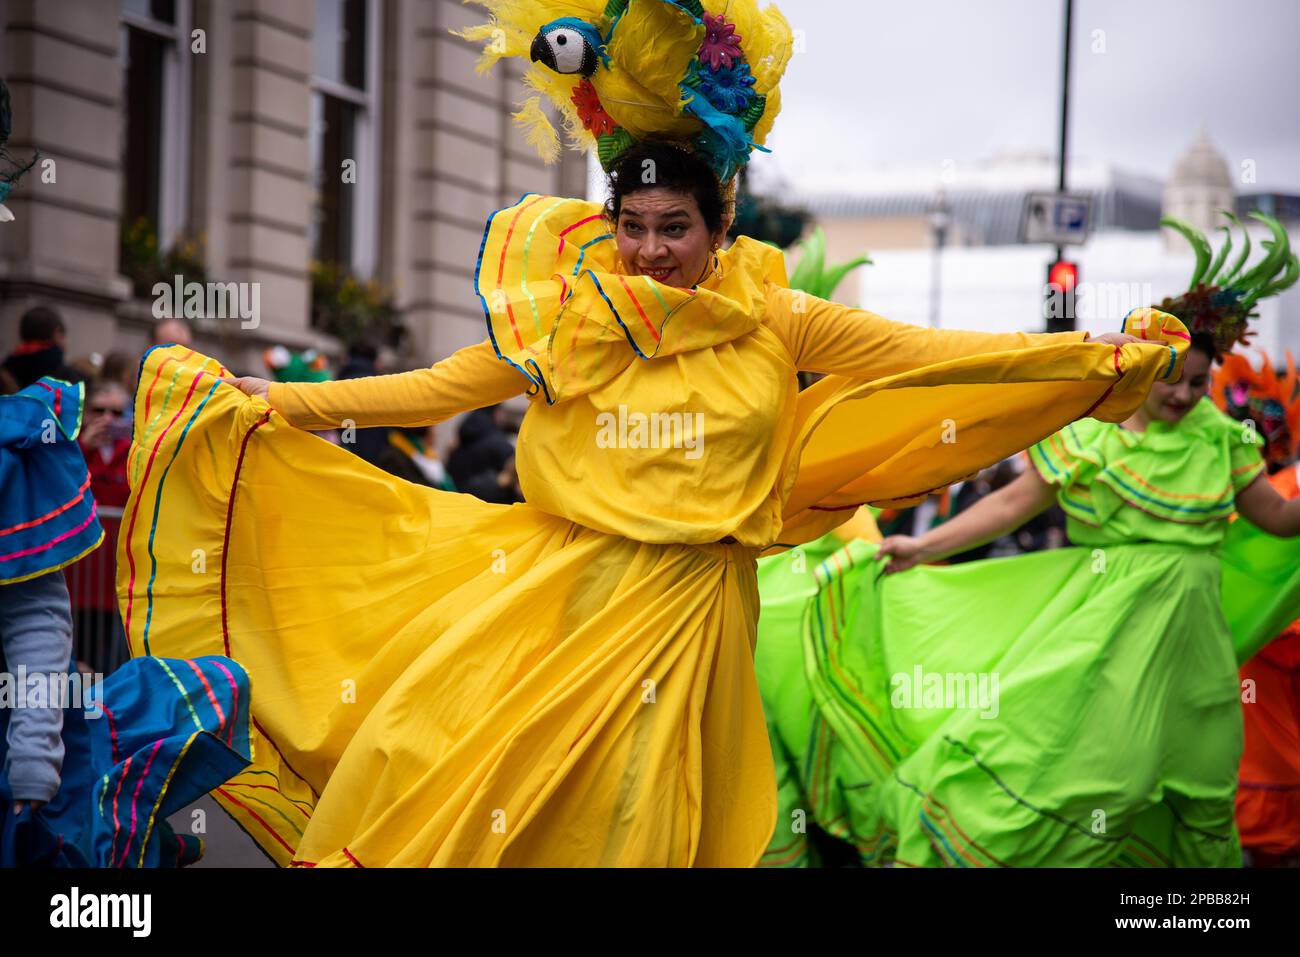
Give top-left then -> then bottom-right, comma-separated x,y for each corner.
757,214 -> 1300,867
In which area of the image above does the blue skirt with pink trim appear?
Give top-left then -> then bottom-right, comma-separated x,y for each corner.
0,654 -> 251,867
0,377 -> 103,584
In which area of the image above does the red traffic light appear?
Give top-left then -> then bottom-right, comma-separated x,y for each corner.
1047,259 -> 1078,293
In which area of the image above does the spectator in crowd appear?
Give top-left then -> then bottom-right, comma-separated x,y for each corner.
151,317 -> 193,348
336,339 -> 392,465
67,355 -> 101,382
2,305 -> 85,389
77,379 -> 132,489
99,351 -> 140,397
448,405 -> 517,498
64,379 -> 132,674
375,425 -> 457,491
460,454 -> 524,505
263,345 -> 345,447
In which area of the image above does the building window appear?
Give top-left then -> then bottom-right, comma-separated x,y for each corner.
310,0 -> 380,277
120,0 -> 190,269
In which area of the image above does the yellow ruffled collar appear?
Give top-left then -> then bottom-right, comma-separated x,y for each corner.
474,194 -> 788,403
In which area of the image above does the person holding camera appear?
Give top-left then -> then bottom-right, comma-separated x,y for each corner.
65,379 -> 132,674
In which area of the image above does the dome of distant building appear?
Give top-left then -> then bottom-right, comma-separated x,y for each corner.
1163,129 -> 1235,246
1168,129 -> 1232,190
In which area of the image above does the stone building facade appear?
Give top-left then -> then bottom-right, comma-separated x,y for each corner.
0,0 -> 587,372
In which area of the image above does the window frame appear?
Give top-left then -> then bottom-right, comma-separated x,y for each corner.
120,0 -> 191,250
309,0 -> 382,277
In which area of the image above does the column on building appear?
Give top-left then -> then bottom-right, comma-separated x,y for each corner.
218,0 -> 316,366
0,0 -> 130,358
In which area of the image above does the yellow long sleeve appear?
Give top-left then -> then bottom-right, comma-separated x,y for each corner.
762,285 -> 1088,379
268,294 -> 1086,431
266,340 -> 525,430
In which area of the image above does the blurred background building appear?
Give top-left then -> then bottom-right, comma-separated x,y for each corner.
0,0 -> 587,372
793,131 -> 1300,354
10,3 -> 1293,370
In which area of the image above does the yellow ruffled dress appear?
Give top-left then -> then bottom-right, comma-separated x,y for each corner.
119,194 -> 1188,866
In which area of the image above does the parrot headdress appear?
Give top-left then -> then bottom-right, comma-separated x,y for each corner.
1157,210 -> 1298,357
458,0 -> 793,183
1211,350 -> 1300,470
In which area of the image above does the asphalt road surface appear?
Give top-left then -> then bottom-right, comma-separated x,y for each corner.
167,795 -> 275,868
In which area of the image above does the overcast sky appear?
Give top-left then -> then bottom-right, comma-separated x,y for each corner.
760,0 -> 1300,195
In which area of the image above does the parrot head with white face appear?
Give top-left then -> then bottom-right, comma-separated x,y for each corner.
529,18 -> 605,77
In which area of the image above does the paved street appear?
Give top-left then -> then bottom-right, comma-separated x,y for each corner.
168,795 -> 275,868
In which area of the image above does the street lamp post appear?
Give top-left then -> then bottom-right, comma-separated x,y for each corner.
929,190 -> 951,328
1053,0 -> 1075,327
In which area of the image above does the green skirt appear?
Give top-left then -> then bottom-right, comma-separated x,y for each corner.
757,528 -> 1300,867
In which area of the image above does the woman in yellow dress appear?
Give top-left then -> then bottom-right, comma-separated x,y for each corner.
120,0 -> 1188,867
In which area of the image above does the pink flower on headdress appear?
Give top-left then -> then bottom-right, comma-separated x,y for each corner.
699,13 -> 743,71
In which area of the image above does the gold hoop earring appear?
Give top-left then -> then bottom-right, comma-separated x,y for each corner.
694,251 -> 720,288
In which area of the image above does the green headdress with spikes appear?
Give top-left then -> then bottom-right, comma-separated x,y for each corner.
1158,210 -> 1298,356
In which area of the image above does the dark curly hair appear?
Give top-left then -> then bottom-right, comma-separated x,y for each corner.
604,141 -> 728,234
1189,330 -> 1219,365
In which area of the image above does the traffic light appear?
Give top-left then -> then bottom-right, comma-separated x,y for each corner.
1045,259 -> 1079,332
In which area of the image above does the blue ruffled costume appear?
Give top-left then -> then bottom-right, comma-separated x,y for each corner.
1,377 -> 251,866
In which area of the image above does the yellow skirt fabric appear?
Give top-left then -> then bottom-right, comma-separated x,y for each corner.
120,307 -> 1187,867
116,348 -> 774,866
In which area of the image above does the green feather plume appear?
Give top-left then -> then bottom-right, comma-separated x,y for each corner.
787,227 -> 871,301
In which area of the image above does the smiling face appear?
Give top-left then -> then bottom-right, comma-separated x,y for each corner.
614,188 -> 725,289
1144,345 -> 1212,424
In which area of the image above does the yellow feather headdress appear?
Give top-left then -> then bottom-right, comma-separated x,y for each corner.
456,0 -> 792,182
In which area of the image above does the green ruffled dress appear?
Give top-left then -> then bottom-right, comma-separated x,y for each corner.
757,398 -> 1300,867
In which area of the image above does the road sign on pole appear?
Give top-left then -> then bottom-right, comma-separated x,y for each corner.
1022,192 -> 1093,246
